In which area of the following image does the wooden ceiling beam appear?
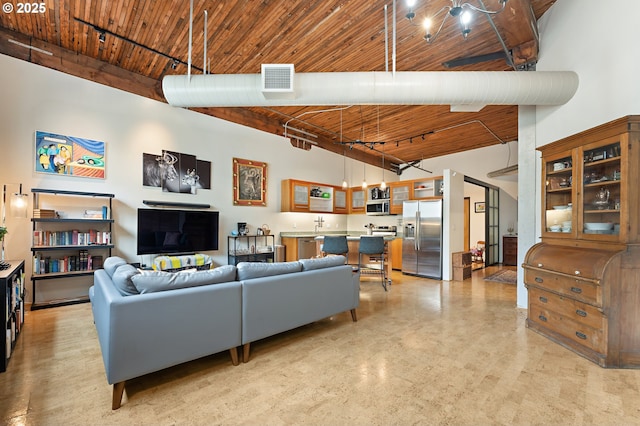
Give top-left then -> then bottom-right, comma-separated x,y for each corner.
496,0 -> 542,67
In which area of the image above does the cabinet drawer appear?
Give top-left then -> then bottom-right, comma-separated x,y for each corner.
528,303 -> 606,354
528,287 -> 605,330
524,269 -> 601,307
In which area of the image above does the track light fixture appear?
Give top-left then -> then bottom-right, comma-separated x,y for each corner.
98,31 -> 106,43
405,0 -> 507,43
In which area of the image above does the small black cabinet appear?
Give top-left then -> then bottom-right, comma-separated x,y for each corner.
1,260 -> 25,372
227,235 -> 275,265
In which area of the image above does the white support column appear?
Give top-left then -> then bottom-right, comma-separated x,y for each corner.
517,105 -> 539,308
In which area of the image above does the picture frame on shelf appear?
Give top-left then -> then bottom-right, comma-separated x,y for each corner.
233,157 -> 267,206
474,202 -> 486,213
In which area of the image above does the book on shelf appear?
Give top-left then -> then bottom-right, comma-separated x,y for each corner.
33,209 -> 56,218
83,209 -> 103,219
33,250 -> 102,274
33,229 -> 111,247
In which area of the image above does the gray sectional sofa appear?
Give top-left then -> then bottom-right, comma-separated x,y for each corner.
89,256 -> 359,409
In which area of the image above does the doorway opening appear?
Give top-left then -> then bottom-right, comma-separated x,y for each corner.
464,177 -> 500,268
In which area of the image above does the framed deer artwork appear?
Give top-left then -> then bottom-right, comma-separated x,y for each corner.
233,157 -> 267,206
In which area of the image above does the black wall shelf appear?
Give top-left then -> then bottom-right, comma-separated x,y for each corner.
142,200 -> 211,209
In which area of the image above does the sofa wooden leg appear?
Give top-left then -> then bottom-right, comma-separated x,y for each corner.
229,347 -> 239,366
350,308 -> 357,322
242,343 -> 251,363
112,381 -> 125,410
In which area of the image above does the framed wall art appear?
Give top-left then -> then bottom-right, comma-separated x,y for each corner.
35,130 -> 106,179
142,151 -> 211,194
233,157 -> 267,206
474,202 -> 486,213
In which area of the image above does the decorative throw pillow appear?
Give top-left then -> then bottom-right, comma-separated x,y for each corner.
111,264 -> 140,296
236,261 -> 302,281
131,265 -> 237,294
300,256 -> 346,271
103,256 -> 127,278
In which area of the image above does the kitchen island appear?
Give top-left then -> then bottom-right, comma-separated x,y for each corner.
312,234 -> 396,281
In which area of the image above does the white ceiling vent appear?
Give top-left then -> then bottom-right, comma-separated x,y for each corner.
261,64 -> 295,98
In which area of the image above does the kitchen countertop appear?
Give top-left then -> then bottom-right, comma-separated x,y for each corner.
279,231 -> 400,240
313,234 -> 397,241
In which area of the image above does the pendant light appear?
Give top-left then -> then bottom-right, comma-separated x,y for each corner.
380,148 -> 386,190
341,110 -> 348,188
378,106 -> 386,190
362,161 -> 367,189
360,107 -> 367,189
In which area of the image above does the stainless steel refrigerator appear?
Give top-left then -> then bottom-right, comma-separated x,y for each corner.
402,200 -> 443,279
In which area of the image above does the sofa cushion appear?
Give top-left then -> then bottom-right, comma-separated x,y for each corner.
104,256 -> 127,278
299,256 -> 346,271
111,264 -> 141,296
130,265 -> 237,294
153,253 -> 213,272
236,261 -> 302,281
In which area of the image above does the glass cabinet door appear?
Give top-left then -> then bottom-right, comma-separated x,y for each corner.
544,154 -> 574,235
293,183 -> 310,209
580,139 -> 621,238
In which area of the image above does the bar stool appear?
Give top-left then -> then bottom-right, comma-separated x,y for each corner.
321,236 -> 349,262
358,236 -> 388,291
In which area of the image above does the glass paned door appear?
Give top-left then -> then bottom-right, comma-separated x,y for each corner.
485,186 -> 499,266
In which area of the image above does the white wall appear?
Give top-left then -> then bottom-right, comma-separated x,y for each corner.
0,50 -> 523,302
513,0 -> 640,307
465,182 -> 486,249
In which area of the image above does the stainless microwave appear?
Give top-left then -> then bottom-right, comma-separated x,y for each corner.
366,199 -> 391,215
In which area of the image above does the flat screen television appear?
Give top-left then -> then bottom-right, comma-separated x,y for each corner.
137,208 -> 219,255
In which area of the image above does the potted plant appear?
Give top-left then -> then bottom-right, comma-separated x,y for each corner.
0,226 -> 7,241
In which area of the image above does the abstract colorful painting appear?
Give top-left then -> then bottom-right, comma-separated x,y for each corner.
35,131 -> 106,179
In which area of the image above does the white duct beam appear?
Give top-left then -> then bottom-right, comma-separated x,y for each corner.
162,71 -> 578,108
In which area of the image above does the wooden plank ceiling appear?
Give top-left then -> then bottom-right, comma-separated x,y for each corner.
0,0 -> 556,174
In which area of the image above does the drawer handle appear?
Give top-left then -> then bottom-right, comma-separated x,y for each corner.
539,296 -> 548,303
538,315 -> 547,322
576,331 -> 587,340
535,277 -> 543,283
571,286 -> 582,294
576,309 -> 587,317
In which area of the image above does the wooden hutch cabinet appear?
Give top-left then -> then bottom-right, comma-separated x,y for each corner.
524,116 -> 640,368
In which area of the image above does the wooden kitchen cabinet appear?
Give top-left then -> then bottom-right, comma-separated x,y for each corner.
389,181 -> 411,215
280,237 -> 298,262
349,187 -> 366,214
281,180 -> 310,212
333,187 -> 349,213
524,116 -> 640,368
281,179 -> 336,213
390,237 -> 403,270
411,177 -> 444,200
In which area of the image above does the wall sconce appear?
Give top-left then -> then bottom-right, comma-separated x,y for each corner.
10,192 -> 28,218
3,184 -> 28,219
1,184 -> 28,264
